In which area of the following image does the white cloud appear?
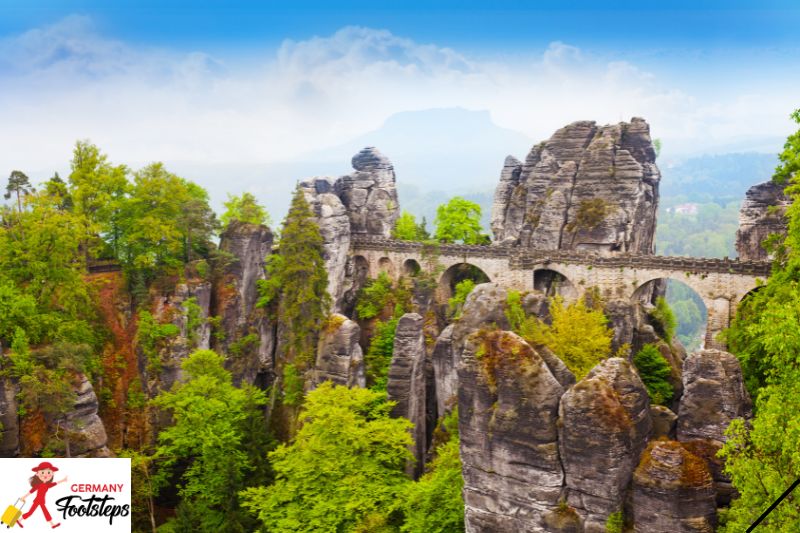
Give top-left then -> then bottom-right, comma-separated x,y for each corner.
0,17 -> 796,190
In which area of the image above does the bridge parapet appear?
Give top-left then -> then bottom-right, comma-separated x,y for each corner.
349,236 -> 772,277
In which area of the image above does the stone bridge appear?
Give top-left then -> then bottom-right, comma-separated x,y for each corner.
350,236 -> 772,350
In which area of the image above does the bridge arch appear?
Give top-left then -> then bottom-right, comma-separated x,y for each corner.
532,266 -> 578,300
439,263 -> 491,300
403,258 -> 421,277
377,257 -> 395,278
632,278 -> 708,351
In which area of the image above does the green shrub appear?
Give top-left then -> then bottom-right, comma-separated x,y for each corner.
229,333 -> 259,359
356,272 -> 395,320
633,344 -> 674,405
605,511 -> 623,533
365,316 -> 399,390
505,290 -> 526,332
282,363 -> 304,407
402,413 -> 464,532
649,296 -> 677,341
136,310 -> 180,373
448,279 -> 475,319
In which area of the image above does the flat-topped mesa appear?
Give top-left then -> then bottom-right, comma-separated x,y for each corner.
736,179 -> 790,261
491,117 -> 660,255
300,147 -> 400,312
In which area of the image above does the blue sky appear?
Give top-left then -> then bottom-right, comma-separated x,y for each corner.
1,1 -> 798,203
4,1 -> 799,52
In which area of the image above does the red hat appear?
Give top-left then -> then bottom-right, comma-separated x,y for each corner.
31,462 -> 58,472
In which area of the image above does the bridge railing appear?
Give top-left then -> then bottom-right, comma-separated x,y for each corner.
349,235 -> 772,277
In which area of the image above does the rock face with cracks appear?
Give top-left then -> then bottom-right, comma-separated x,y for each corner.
300,147 -> 400,311
458,329 -> 564,532
311,314 -> 365,389
558,357 -> 652,531
491,118 -> 660,255
386,313 -> 427,478
736,179 -> 790,261
632,439 -> 717,532
214,220 -> 276,386
677,349 -> 752,444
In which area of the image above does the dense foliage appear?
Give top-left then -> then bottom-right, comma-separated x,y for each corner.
448,279 -> 475,319
241,383 -> 413,532
632,344 -> 674,406
151,350 -> 271,533
258,187 -> 329,369
434,196 -> 488,244
356,272 -> 411,321
392,210 -> 430,241
656,200 -> 740,258
721,109 -> 800,531
221,192 -> 271,228
402,409 -> 464,533
510,293 -> 614,380
648,296 -> 677,341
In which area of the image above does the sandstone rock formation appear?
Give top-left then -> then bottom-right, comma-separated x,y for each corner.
0,377 -> 19,456
559,358 -> 652,531
677,349 -> 752,444
300,147 -> 400,311
62,374 -> 110,457
214,220 -> 276,386
650,405 -> 678,439
300,178 -> 353,311
311,314 -> 365,389
491,118 -> 660,255
431,324 -> 457,417
386,313 -> 427,478
141,279 -> 212,402
458,330 -> 564,532
632,440 -> 717,532
432,283 -> 510,416
736,180 -> 790,261
337,147 -> 400,237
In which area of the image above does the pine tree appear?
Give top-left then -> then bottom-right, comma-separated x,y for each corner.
258,187 -> 330,369
5,170 -> 33,213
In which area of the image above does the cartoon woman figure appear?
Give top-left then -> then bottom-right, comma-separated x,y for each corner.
15,461 -> 67,529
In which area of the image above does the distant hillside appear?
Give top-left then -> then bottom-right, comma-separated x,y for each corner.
659,152 -> 777,203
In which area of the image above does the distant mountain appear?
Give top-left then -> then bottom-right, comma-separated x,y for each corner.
169,108 -> 532,223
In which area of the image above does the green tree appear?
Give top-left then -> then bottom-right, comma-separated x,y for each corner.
649,296 -> 677,341
774,109 -> 800,184
365,314 -> 400,391
117,163 -> 216,290
153,349 -> 269,533
720,109 -> 800,530
448,279 -> 475,319
258,187 -> 329,368
632,344 -> 674,405
0,191 -> 97,346
393,210 -> 428,241
221,192 -> 271,228
5,170 -> 34,213
434,196 -> 488,244
241,382 -> 412,532
68,141 -> 130,257
43,173 -> 73,211
402,410 -> 464,533
518,296 -> 614,379
180,182 -> 219,262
